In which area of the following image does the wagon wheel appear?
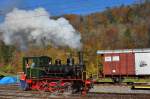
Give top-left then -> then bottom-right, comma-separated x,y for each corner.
112,77 -> 124,83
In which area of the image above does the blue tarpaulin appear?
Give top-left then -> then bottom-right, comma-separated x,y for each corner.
0,76 -> 17,85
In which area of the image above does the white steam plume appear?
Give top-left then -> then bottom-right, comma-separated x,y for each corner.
0,8 -> 82,50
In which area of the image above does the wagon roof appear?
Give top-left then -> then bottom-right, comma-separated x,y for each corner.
97,48 -> 150,54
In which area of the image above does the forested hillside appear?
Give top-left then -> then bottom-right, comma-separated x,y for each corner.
64,1 -> 150,50
0,1 -> 150,74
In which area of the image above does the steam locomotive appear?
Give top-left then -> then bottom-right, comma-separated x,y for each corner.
20,52 -> 93,95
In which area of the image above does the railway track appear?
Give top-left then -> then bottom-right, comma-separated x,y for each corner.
0,92 -> 150,99
0,85 -> 150,99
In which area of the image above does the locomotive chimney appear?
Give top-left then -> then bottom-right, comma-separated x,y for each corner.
67,53 -> 74,66
78,51 -> 83,65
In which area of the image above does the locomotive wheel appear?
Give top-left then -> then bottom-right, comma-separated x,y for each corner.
52,82 -> 72,94
81,87 -> 88,96
81,90 -> 87,96
65,83 -> 72,93
43,81 -> 51,91
35,81 -> 44,91
35,81 -> 49,91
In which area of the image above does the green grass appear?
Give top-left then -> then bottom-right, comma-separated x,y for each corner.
96,78 -> 112,82
0,65 -> 16,76
123,78 -> 150,83
0,70 -> 15,76
97,77 -> 150,83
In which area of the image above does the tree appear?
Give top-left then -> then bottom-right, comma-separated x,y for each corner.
122,28 -> 134,48
0,41 -> 14,64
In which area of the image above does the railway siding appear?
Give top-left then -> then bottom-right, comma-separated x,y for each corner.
90,84 -> 150,94
0,84 -> 150,99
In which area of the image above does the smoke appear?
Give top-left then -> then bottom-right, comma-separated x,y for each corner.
0,8 -> 82,50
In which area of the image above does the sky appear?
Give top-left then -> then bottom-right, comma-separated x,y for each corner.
0,0 -> 137,22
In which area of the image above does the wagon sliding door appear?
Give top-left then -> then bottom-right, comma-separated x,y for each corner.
135,53 -> 150,75
120,53 -> 135,76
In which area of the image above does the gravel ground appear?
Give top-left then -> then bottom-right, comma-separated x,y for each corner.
0,84 -> 150,99
90,84 -> 150,94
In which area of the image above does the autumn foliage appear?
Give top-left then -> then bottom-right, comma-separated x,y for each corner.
0,1 -> 150,74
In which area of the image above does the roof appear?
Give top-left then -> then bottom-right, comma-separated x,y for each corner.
97,48 -> 150,54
